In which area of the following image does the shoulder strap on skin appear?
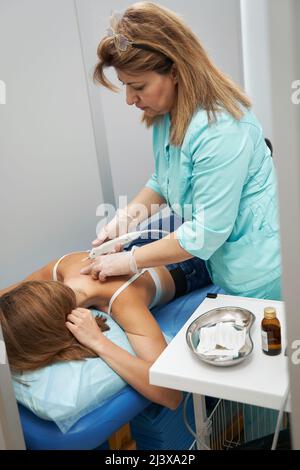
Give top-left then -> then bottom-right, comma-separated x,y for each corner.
52,251 -> 89,281
147,268 -> 162,309
107,269 -> 147,316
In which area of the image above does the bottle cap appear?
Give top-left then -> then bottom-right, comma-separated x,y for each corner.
264,307 -> 276,319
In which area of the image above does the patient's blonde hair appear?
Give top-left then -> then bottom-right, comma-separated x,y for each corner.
94,1 -> 251,147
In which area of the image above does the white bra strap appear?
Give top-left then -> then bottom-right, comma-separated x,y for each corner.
107,269 -> 147,316
147,268 -> 162,309
53,254 -> 69,281
52,251 -> 89,281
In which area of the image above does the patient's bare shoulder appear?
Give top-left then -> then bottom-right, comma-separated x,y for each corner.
25,252 -> 87,283
59,254 -> 157,315
61,254 -> 134,310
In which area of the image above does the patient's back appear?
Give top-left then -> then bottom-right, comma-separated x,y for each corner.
53,252 -> 156,312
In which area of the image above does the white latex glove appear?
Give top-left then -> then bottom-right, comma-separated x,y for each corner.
80,247 -> 139,282
92,209 -> 138,247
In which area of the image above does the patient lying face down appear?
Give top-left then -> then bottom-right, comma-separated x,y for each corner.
0,242 -> 210,410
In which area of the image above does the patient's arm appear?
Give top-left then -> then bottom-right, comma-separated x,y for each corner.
66,304 -> 182,410
0,261 -> 57,296
109,298 -> 183,408
110,286 -> 168,363
95,333 -> 182,409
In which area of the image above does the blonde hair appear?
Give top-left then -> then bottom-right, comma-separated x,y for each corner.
94,2 -> 251,147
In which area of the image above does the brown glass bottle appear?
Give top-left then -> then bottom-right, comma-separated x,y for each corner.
261,307 -> 282,355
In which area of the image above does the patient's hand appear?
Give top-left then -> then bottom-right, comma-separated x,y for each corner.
66,308 -> 106,353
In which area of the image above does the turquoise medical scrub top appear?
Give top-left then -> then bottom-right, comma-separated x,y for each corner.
146,108 -> 282,296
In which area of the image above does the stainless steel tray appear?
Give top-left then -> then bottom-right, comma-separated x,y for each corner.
186,306 -> 256,367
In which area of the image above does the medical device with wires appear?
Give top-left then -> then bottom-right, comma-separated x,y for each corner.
86,229 -> 170,260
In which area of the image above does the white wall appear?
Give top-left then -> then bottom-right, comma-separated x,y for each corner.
0,0 -> 105,287
240,0 -> 274,141
76,0 -> 244,202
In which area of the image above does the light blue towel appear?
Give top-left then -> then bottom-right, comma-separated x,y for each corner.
13,311 -> 134,433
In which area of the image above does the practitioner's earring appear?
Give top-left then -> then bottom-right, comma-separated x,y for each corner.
171,65 -> 178,84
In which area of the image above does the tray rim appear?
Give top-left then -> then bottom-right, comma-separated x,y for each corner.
186,305 -> 256,367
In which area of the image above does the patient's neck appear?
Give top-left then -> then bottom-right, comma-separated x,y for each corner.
64,277 -> 106,310
74,287 -> 89,307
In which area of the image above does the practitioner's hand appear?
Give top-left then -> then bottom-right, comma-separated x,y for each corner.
66,308 -> 106,352
92,209 -> 138,247
80,249 -> 139,282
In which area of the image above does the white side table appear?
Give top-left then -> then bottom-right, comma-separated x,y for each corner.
149,294 -> 290,449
